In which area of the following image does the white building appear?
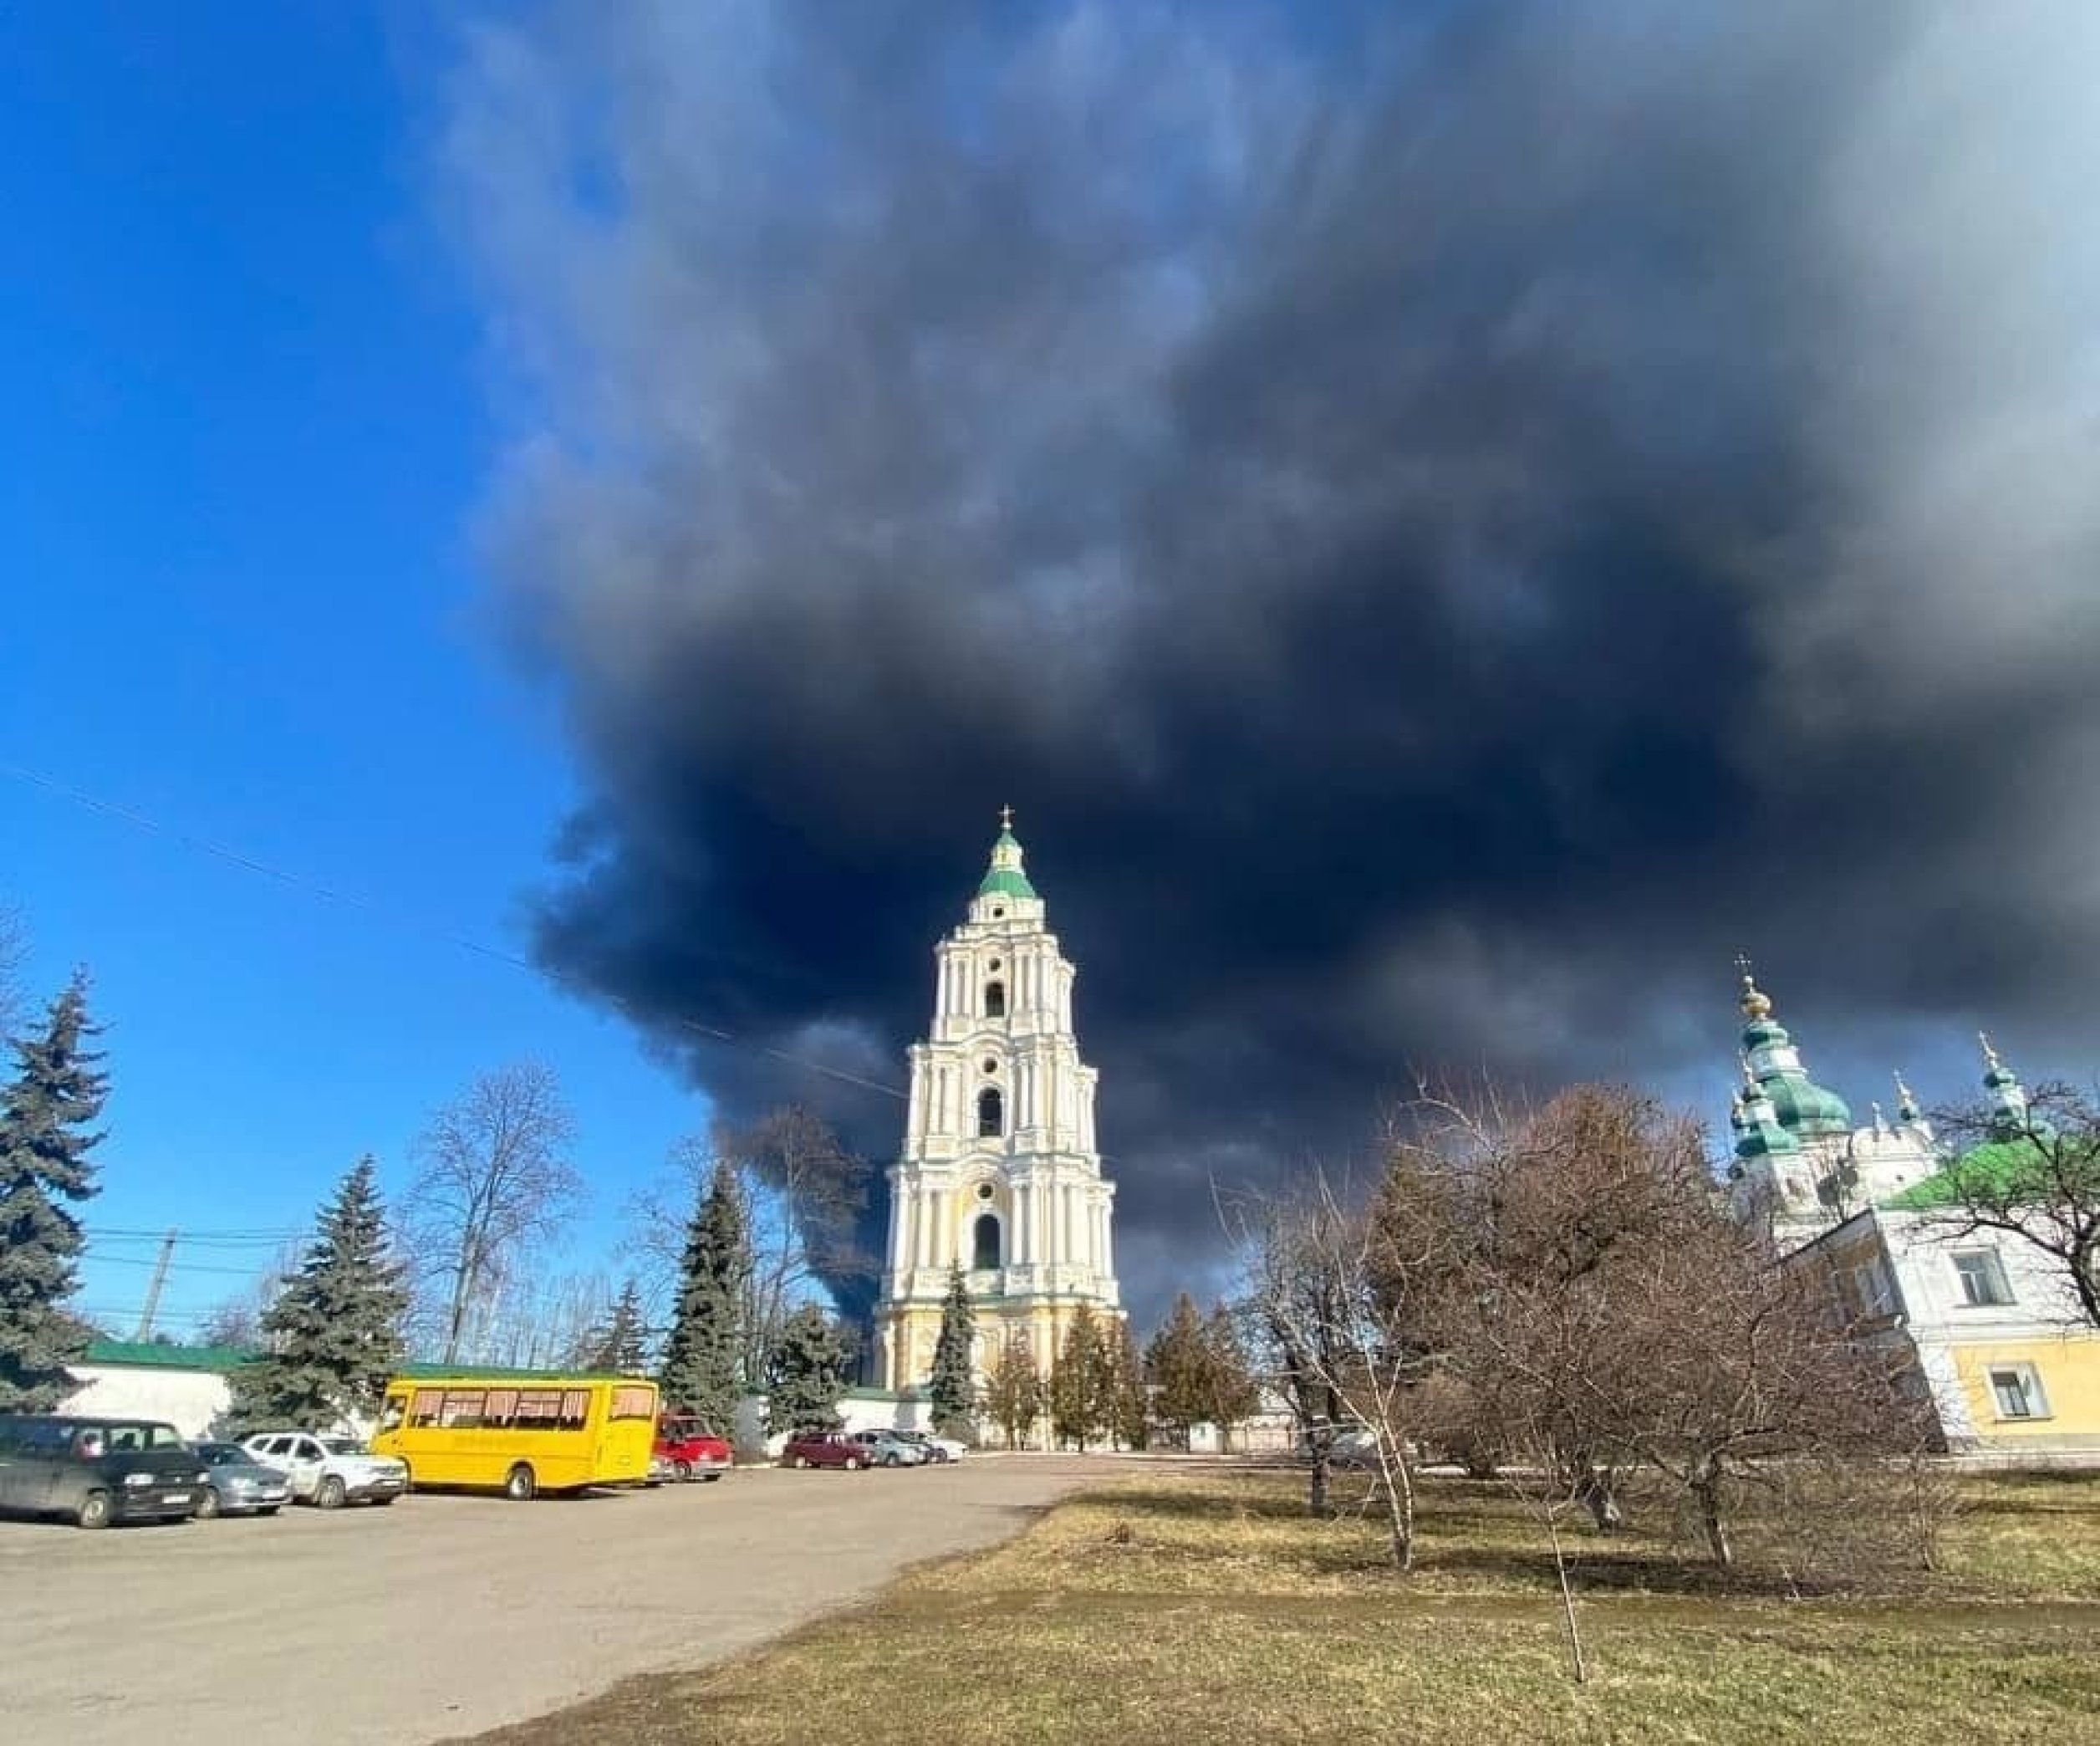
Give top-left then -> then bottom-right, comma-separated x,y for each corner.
872,814 -> 1122,1394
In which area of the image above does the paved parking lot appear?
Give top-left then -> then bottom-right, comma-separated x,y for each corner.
4,1455 -> 1098,1745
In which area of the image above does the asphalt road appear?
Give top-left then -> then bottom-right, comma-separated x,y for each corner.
3,1455 -> 1100,1746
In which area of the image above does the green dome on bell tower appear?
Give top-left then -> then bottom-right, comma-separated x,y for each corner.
976,805 -> 1040,901
1734,958 -> 1852,1141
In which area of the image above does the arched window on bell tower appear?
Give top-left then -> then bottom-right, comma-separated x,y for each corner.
976,1086 -> 1003,1137
972,1212 -> 1002,1271
985,978 -> 1006,1018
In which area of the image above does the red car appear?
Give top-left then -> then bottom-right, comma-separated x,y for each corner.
654,1416 -> 731,1482
779,1432 -> 867,1471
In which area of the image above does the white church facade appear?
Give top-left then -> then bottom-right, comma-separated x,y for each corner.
872,814 -> 1122,1395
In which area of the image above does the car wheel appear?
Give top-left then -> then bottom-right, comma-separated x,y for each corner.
793,1454 -> 810,1469
316,1475 -> 348,1510
258,1506 -> 282,1517
844,1455 -> 862,1471
673,1459 -> 694,1483
701,1471 -> 724,1483
373,1495 -> 396,1507
505,1463 -> 537,1502
195,1486 -> 222,1520
78,1490 -> 114,1529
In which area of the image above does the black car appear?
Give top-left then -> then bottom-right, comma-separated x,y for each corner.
0,1415 -> 206,1528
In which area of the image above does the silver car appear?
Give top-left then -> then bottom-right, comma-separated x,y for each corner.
848,1429 -> 930,1468
192,1441 -> 293,1518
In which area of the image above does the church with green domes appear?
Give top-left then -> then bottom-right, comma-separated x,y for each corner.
1723,964 -> 2100,1452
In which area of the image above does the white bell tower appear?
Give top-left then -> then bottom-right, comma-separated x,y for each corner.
874,811 -> 1120,1394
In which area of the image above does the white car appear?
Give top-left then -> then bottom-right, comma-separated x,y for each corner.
242,1431 -> 408,1509
895,1429 -> 966,1463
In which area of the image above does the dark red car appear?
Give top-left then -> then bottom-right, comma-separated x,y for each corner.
779,1432 -> 867,1471
654,1415 -> 731,1482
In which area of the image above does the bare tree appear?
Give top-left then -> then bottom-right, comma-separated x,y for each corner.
406,1063 -> 585,1366
1228,1168 -> 1436,1570
1378,1083 -> 1943,1571
1925,1080 -> 2100,1328
718,1107 -> 873,1377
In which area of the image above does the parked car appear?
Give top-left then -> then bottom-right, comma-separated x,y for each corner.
241,1431 -> 408,1508
0,1414 -> 205,1528
655,1416 -> 731,1482
847,1429 -> 929,1468
779,1432 -> 868,1470
192,1441 -> 293,1518
892,1429 -> 965,1463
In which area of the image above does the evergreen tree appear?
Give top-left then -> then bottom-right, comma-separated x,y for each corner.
1200,1302 -> 1262,1452
1109,1315 -> 1149,1450
583,1277 -> 649,1373
982,1330 -> 1044,1450
0,974 -> 108,1412
223,1156 -> 409,1432
927,1264 -> 978,1440
1145,1291 -> 1212,1447
659,1160 -> 750,1431
767,1303 -> 854,1433
1049,1304 -> 1115,1452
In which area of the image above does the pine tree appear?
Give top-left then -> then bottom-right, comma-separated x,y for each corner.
1145,1291 -> 1212,1447
767,1303 -> 854,1434
981,1330 -> 1044,1450
1200,1302 -> 1262,1452
927,1264 -> 978,1440
583,1277 -> 649,1373
660,1160 -> 750,1431
1109,1315 -> 1149,1450
223,1156 -> 409,1432
1200,1310 -> 1260,1445
1049,1304 -> 1115,1452
0,973 -> 108,1412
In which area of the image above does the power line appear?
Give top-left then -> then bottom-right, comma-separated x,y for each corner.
80,1249 -> 270,1278
3,759 -> 906,1102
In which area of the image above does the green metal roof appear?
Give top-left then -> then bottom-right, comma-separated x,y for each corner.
1882,1139 -> 2051,1211
83,1339 -> 257,1372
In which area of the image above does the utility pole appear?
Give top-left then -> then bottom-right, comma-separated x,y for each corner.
135,1228 -> 178,1341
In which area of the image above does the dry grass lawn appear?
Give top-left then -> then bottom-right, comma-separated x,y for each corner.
462,1463 -> 2100,1746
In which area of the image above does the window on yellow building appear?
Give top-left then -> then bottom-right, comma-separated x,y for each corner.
1987,1364 -> 2049,1421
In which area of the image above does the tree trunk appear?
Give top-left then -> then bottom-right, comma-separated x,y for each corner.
1694,1456 -> 1733,1568
1307,1452 -> 1332,1519
1381,1453 -> 1415,1571
1579,1468 -> 1623,1534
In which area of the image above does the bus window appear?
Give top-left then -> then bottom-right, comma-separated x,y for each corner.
440,1390 -> 486,1428
411,1389 -> 445,1427
378,1394 -> 407,1435
559,1391 -> 589,1432
515,1390 -> 563,1430
484,1388 -> 519,1428
609,1386 -> 655,1421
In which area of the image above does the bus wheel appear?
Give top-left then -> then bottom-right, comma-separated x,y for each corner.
505,1463 -> 538,1502
674,1460 -> 693,1483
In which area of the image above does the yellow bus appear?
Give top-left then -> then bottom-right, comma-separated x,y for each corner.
371,1374 -> 659,1499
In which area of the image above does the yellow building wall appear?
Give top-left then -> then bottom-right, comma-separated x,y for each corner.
1948,1334 -> 2100,1445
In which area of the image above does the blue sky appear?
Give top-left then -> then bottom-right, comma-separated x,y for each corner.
1,5 -> 707,1336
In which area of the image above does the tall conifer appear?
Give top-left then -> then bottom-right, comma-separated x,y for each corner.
660,1160 -> 750,1431
0,973 -> 108,1412
767,1303 -> 854,1433
223,1156 -> 409,1432
927,1263 -> 978,1438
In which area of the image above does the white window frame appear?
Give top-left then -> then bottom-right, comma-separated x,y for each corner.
1951,1248 -> 2014,1308
1985,1362 -> 2050,1422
